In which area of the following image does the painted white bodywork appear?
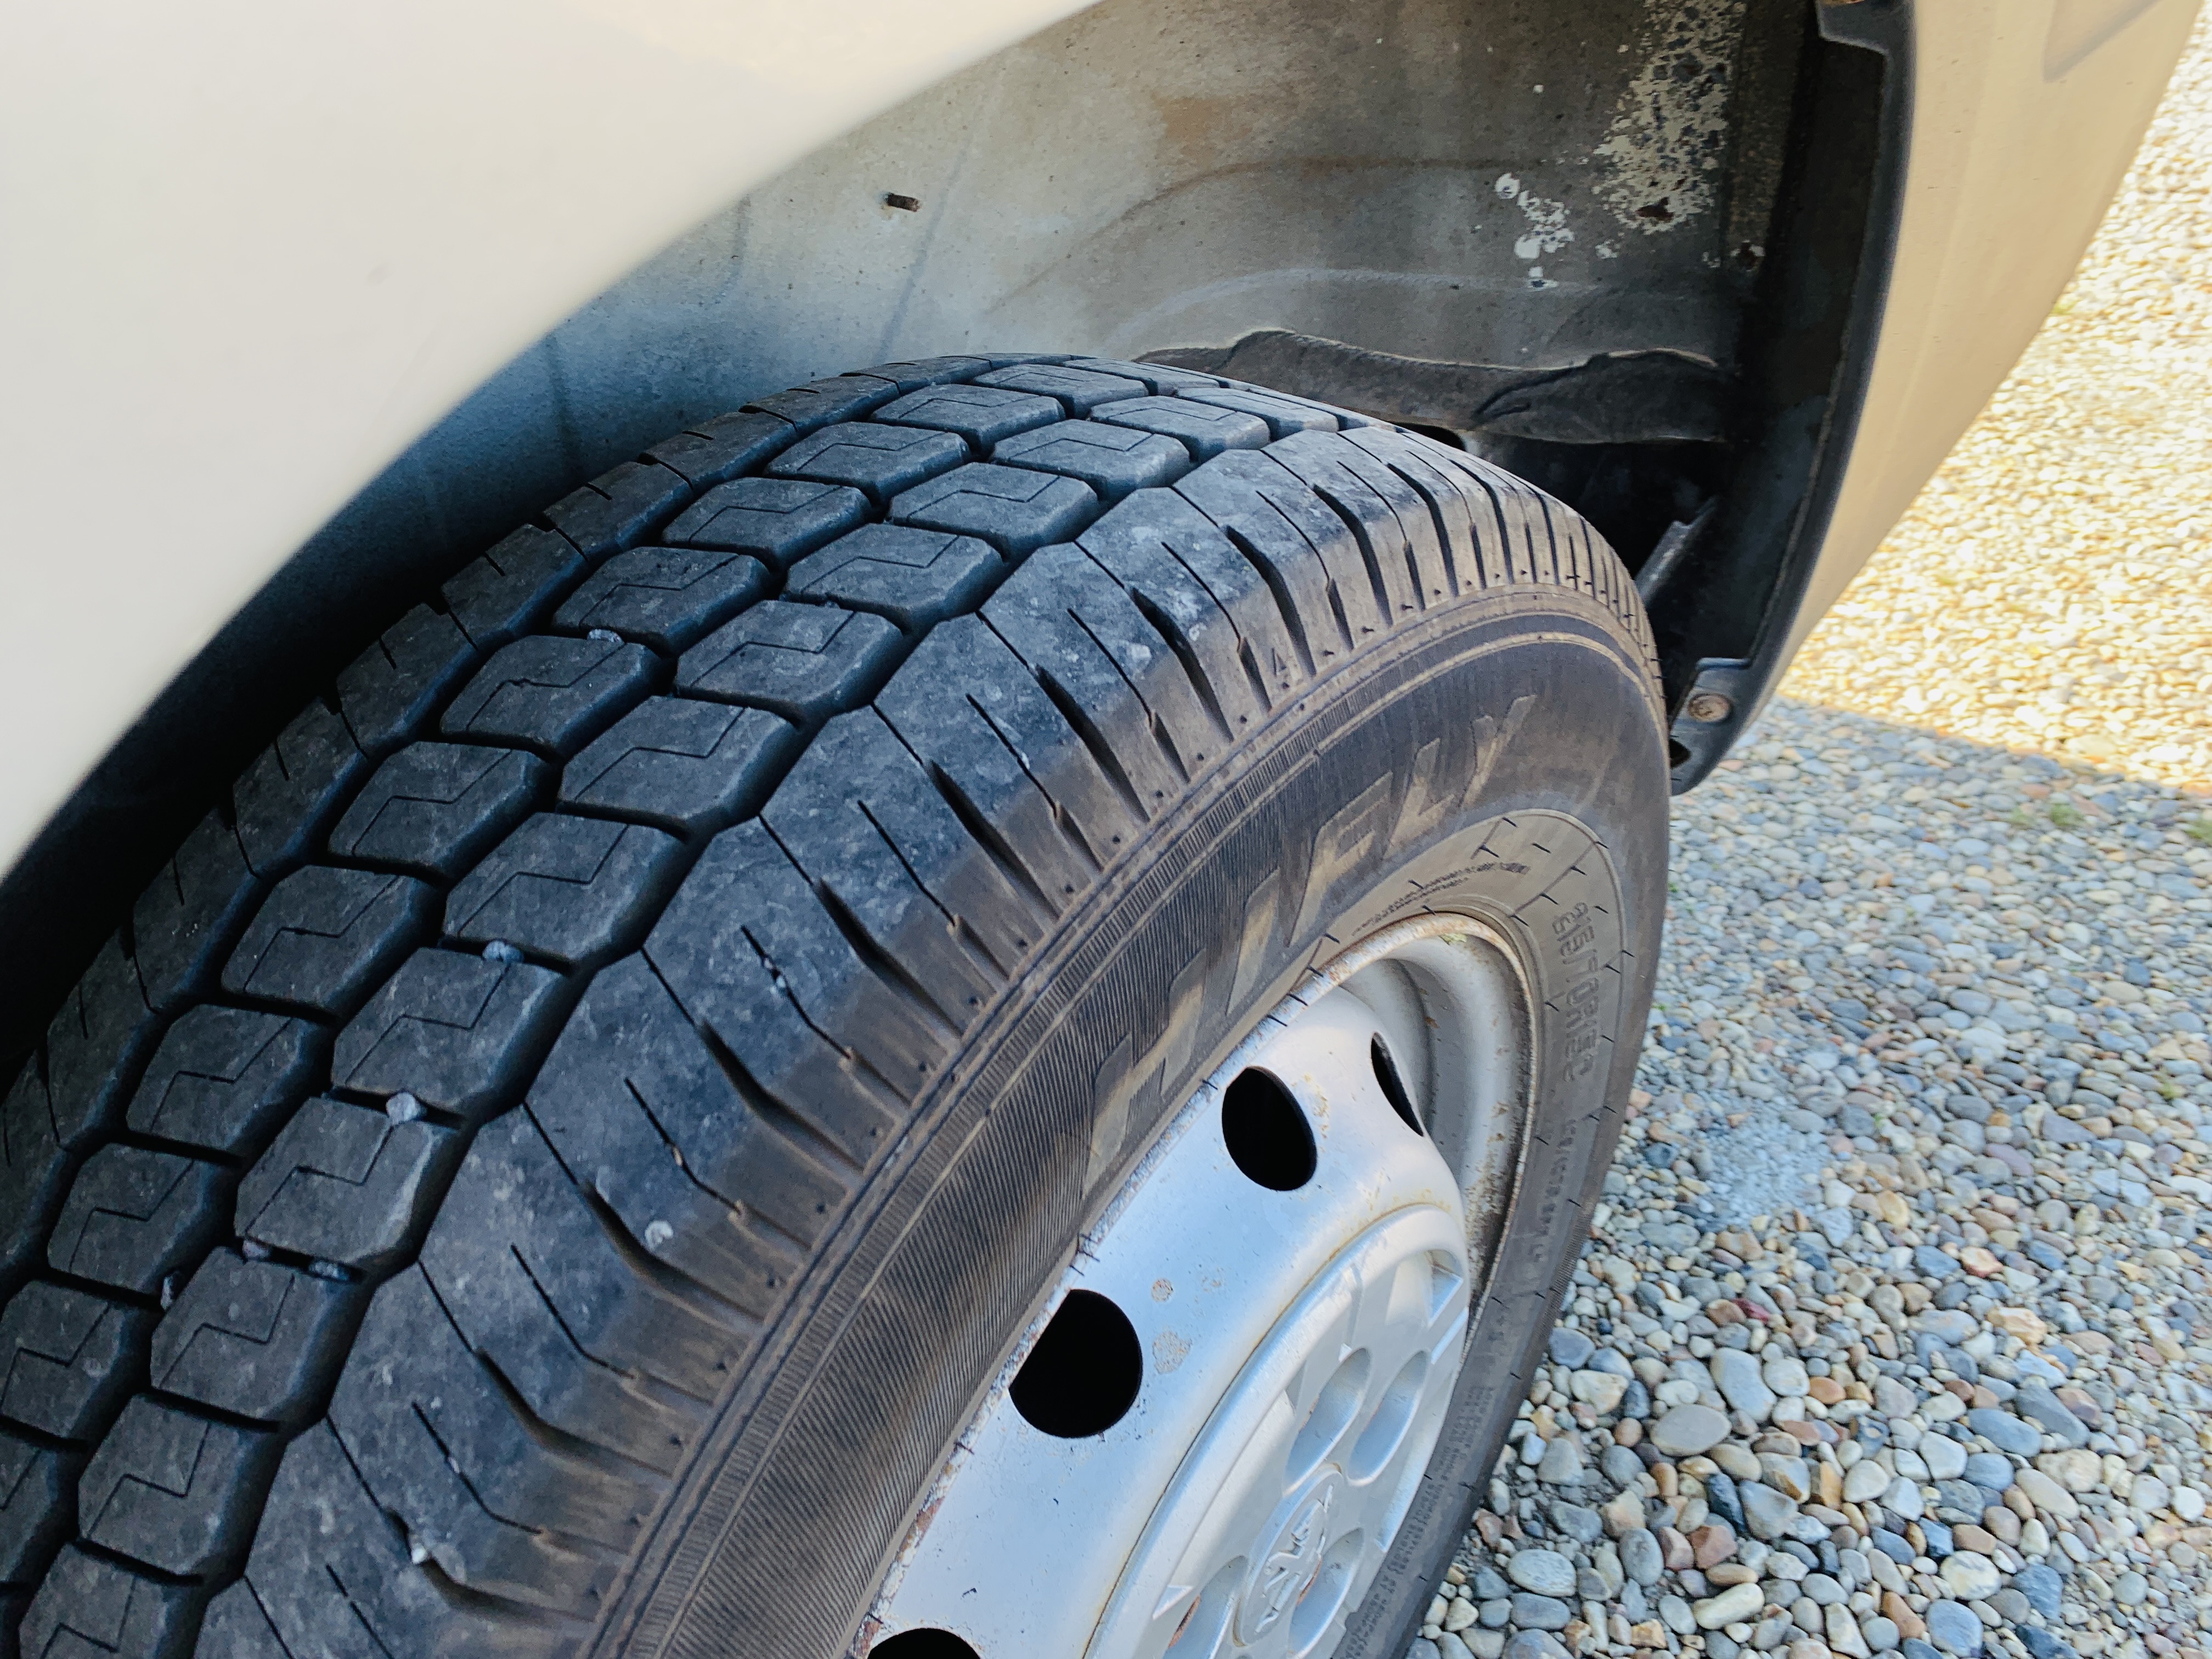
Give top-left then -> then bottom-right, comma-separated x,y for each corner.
0,0 -> 2195,889
0,0 -> 1094,884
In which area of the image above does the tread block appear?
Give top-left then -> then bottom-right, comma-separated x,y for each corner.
235,1098 -> 456,1272
879,615 -> 1147,868
875,623 -> 1120,911
974,362 -> 1148,413
41,935 -> 154,1155
1078,487 -> 1289,724
46,1148 -> 226,1296
1092,393 -> 1272,459
981,544 -> 1220,806
645,409 -> 795,488
77,1396 -> 277,1577
441,635 -> 659,759
194,1582 -> 297,1659
221,867 -> 436,1018
1265,427 -> 1450,619
991,419 -> 1191,502
326,741 -> 548,880
331,951 -> 567,1122
417,1112 -> 743,1461
441,526 -> 586,651
233,699 -> 370,878
0,1431 -> 77,1587
130,1000 -> 316,1167
335,602 -> 480,758
890,462 -> 1099,555
149,1253 -> 360,1427
1342,426 -> 1490,597
552,547 -> 770,655
442,816 -> 682,969
1173,447 -> 1387,659
18,1544 -> 194,1656
1175,383 -> 1352,437
851,355 -> 997,389
539,459 -> 692,563
326,1275 -> 640,1613
646,821 -> 924,1148
557,699 -> 798,836
783,524 -> 1001,632
0,1284 -> 149,1443
872,383 -> 1060,450
662,477 -> 869,567
529,958 -> 834,1316
129,811 -> 256,1013
743,373 -> 900,433
1063,356 -> 1227,393
765,420 -> 967,504
235,1420 -> 579,1657
674,601 -> 902,726
764,713 -> 1034,1011
0,1072 -> 76,1306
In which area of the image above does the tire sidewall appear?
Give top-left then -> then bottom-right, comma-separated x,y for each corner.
605,583 -> 1669,1657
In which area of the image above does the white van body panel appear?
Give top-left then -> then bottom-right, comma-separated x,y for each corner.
0,0 -> 1093,881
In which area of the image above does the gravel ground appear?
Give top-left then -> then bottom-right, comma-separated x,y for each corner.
1414,17 -> 2212,1659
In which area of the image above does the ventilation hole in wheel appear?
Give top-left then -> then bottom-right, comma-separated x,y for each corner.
1011,1289 -> 1142,1438
1222,1066 -> 1316,1190
1370,1034 -> 1422,1134
1667,740 -> 1691,769
872,1631 -> 981,1659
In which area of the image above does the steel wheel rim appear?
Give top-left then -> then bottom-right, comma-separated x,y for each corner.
865,916 -> 1534,1659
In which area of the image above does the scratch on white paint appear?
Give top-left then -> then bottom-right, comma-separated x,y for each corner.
1494,172 -> 1574,263
1593,0 -> 1747,234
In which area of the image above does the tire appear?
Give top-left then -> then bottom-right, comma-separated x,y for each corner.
0,353 -> 1667,1658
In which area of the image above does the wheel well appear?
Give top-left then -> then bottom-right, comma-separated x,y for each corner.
0,0 -> 1904,1075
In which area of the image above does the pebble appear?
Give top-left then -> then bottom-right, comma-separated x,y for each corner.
1937,1553 -> 2001,1600
1509,1594 -> 1570,1630
1922,1601 -> 1983,1657
1550,1328 -> 1595,1369
1651,1404 -> 1730,1458
1712,1349 -> 1779,1422
1620,1528 -> 1663,1586
2014,1382 -> 2091,1450
1535,1436 -> 1584,1485
1505,1550 -> 1577,1599
1694,1582 -> 1765,1628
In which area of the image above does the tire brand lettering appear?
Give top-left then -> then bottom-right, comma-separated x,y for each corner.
1553,901 -> 1605,1082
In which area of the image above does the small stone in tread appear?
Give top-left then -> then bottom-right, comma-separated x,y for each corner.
331,951 -> 569,1123
554,546 -> 771,654
441,635 -> 660,758
443,814 -> 683,969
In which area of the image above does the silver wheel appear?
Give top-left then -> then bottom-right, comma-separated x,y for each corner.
866,917 -> 1533,1658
